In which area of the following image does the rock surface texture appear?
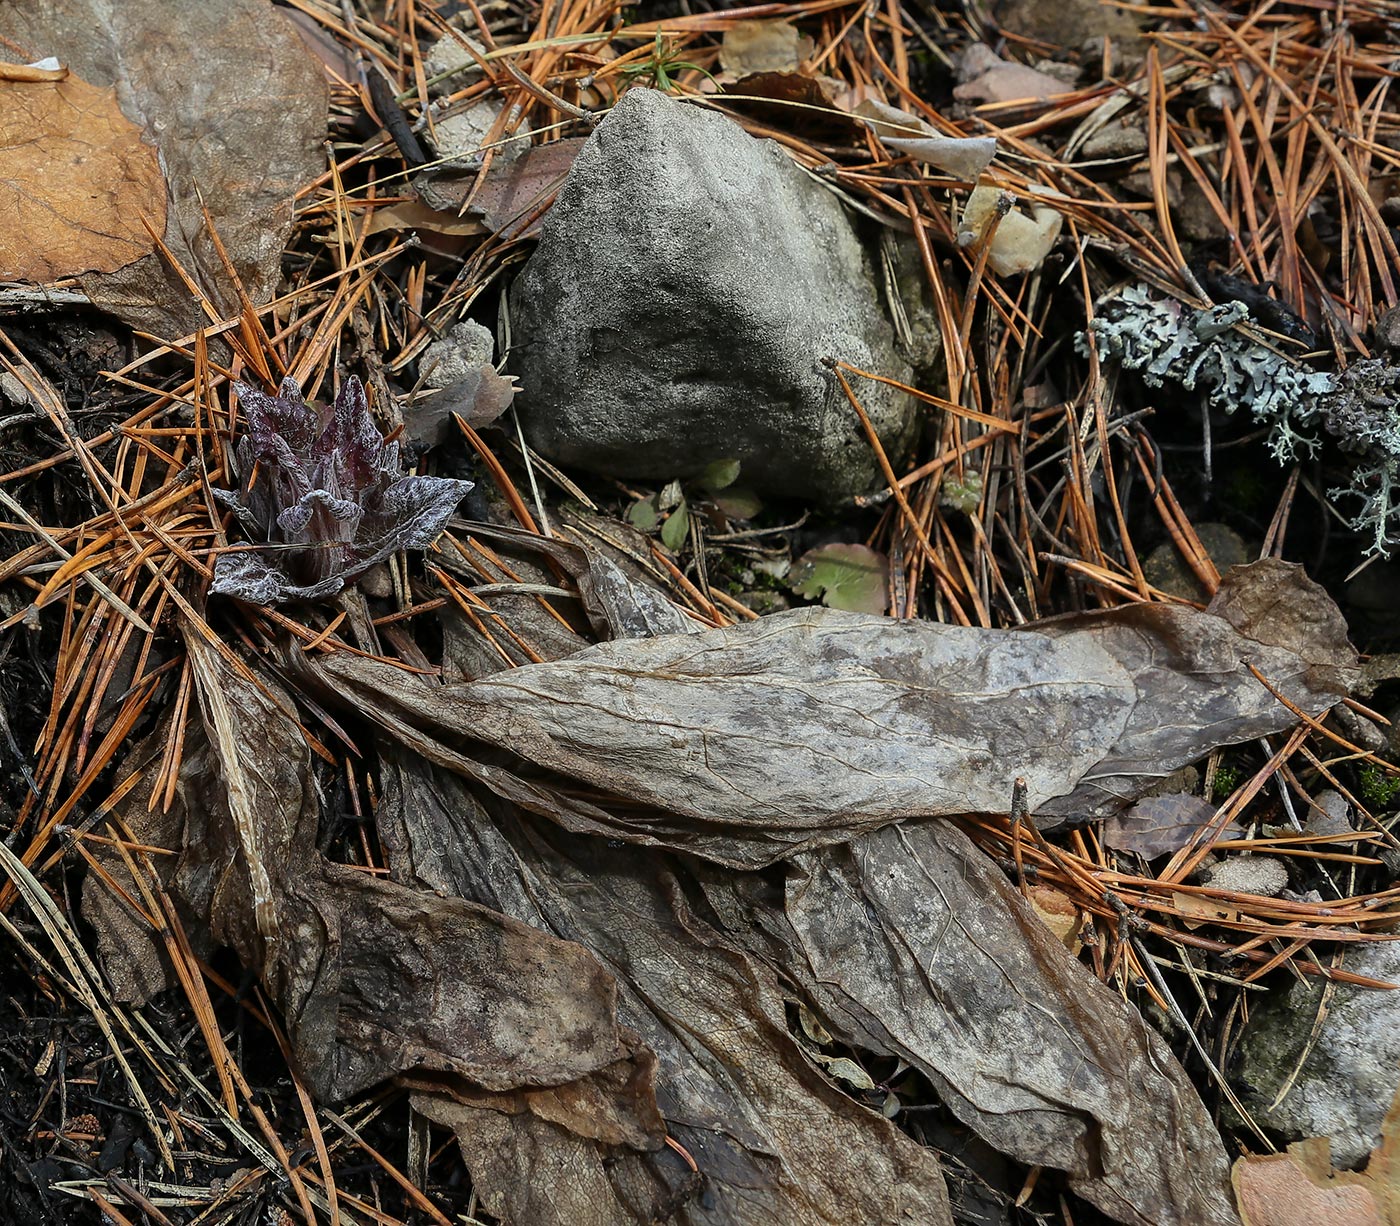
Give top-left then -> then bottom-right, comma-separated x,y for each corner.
509,88 -> 938,502
1235,938 -> 1400,1166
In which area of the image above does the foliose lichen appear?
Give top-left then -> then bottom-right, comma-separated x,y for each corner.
1081,284 -> 1400,555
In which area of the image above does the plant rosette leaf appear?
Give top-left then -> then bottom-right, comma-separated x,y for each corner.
789,543 -> 889,615
627,497 -> 660,531
712,486 -> 763,520
660,498 -> 690,552
211,376 -> 472,605
698,458 -> 742,492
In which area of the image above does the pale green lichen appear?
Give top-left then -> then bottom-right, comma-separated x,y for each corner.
1081,284 -> 1400,556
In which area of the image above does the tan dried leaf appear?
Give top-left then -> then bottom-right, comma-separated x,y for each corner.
719,20 -> 814,76
0,72 -> 165,281
0,0 -> 327,340
1026,883 -> 1083,951
1172,890 -> 1242,928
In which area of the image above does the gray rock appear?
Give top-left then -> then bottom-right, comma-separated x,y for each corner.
1235,940 -> 1400,1166
1143,523 -> 1251,602
508,88 -> 937,503
423,29 -> 486,94
993,0 -> 1141,51
1198,855 -> 1289,897
1306,789 -> 1352,837
421,321 -> 496,387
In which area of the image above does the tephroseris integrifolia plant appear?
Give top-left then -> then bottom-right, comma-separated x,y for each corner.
211,376 -> 472,605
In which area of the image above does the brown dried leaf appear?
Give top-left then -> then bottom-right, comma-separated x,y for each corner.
0,0 -> 327,338
378,755 -> 954,1225
693,824 -> 1241,1225
1207,557 -> 1358,672
1026,882 -> 1084,950
459,520 -> 697,642
401,364 -> 517,450
363,199 -> 487,241
87,629 -> 663,1150
1035,563 -> 1358,822
958,185 -> 1064,277
0,72 -> 166,281
1104,792 -> 1218,858
721,72 -> 861,143
1172,891 -> 1242,928
416,138 -> 585,238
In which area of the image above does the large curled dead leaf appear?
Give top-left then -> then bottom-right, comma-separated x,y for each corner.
0,0 -> 326,338
372,746 -> 1236,1223
696,824 -> 1241,1223
85,559 -> 1350,1225
0,71 -> 167,281
304,561 -> 1355,867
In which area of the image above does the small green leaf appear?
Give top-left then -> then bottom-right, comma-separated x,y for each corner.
698,458 -> 742,492
660,498 -> 690,551
712,487 -> 762,520
789,543 -> 888,615
627,498 -> 659,531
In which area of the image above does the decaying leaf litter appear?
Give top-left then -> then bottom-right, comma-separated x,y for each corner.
5,0 -> 1400,1223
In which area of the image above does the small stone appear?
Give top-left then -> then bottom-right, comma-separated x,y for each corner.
1198,855 -> 1289,897
1078,122 -> 1147,162
1143,524 -> 1251,602
1305,790 -> 1352,837
423,29 -> 487,94
1375,304 -> 1400,353
992,0 -> 1141,50
421,320 -> 496,388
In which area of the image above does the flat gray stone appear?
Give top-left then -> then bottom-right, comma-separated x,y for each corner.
1235,939 -> 1400,1166
508,89 -> 936,503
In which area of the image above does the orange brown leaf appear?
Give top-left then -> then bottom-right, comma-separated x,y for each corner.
0,71 -> 165,281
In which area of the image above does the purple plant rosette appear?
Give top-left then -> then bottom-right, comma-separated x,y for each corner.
211,375 -> 473,605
